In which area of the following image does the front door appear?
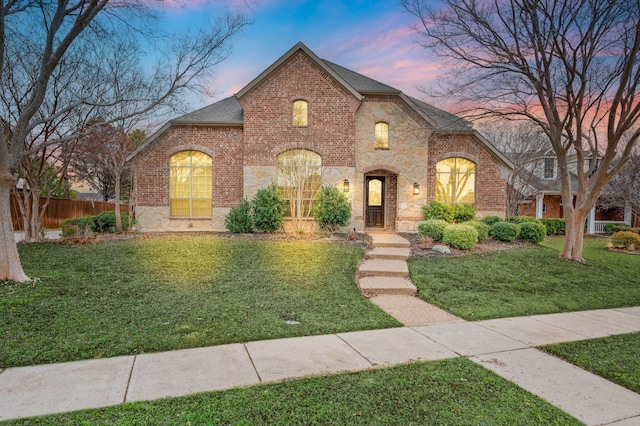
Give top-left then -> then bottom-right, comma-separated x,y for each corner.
366,177 -> 384,228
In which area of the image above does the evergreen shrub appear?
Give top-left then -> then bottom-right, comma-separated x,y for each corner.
61,216 -> 95,237
93,211 -> 129,233
443,224 -> 478,250
417,219 -> 449,242
252,184 -> 285,233
519,222 -> 547,243
225,199 -> 253,233
481,216 -> 503,226
313,186 -> 352,232
421,200 -> 453,222
490,222 -> 521,242
610,231 -> 640,250
461,221 -> 490,242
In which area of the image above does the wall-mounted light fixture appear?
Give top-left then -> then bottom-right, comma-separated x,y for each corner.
413,182 -> 420,195
343,179 -> 350,193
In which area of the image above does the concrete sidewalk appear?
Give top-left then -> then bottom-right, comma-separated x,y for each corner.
1,307 -> 639,424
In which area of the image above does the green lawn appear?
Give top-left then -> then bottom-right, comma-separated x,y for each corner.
408,236 -> 640,320
2,358 -> 580,425
543,332 -> 640,394
1,236 -> 399,368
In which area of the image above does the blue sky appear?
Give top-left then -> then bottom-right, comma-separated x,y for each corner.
160,0 -> 444,109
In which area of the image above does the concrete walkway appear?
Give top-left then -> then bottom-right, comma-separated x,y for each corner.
1,308 -> 639,423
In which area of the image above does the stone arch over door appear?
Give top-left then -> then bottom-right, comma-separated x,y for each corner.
364,169 -> 398,230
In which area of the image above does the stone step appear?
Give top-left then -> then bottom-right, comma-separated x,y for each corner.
358,276 -> 417,296
358,259 -> 409,278
367,246 -> 411,260
368,232 -> 410,248
368,295 -> 462,327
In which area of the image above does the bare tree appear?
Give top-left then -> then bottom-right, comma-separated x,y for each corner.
478,120 -> 550,216
0,1 -> 249,281
598,148 -> 640,215
404,0 -> 640,262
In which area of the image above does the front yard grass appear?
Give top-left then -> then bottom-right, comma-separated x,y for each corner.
408,236 -> 640,320
3,358 -> 580,425
542,332 -> 640,394
1,236 -> 399,368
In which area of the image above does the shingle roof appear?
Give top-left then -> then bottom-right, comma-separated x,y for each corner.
171,96 -> 243,125
322,60 -> 400,94
405,96 -> 473,132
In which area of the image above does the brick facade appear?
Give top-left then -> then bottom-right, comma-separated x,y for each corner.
131,44 -> 511,232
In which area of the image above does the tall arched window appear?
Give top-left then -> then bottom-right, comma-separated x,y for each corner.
293,100 -> 308,127
170,151 -> 212,217
435,157 -> 475,206
374,122 -> 389,149
277,149 -> 321,218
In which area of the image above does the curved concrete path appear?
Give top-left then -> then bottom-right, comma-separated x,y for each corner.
358,232 -> 461,326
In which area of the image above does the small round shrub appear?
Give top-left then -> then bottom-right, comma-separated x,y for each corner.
252,184 -> 285,233
506,216 -> 537,224
610,231 -> 640,250
481,215 -> 503,226
451,204 -> 475,223
461,221 -> 490,243
519,222 -> 547,243
61,216 -> 95,237
421,200 -> 453,222
313,186 -> 352,232
417,219 -> 449,242
93,211 -> 129,233
490,222 -> 521,242
443,224 -> 478,250
604,223 -> 631,236
225,199 -> 253,233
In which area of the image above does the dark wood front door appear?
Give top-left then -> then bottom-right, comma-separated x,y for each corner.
366,177 -> 384,228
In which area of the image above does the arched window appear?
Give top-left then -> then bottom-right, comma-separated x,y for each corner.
170,151 -> 212,217
435,157 -> 475,206
277,149 -> 322,218
374,122 -> 389,149
293,100 -> 308,127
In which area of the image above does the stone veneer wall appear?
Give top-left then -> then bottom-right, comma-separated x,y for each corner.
354,97 -> 430,232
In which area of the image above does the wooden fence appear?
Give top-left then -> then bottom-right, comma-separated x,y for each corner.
10,195 -> 128,231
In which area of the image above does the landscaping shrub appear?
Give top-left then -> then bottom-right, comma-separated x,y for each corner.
421,200 -> 453,222
490,222 -> 521,242
313,186 -> 352,232
93,210 -> 129,233
451,204 -> 475,223
417,219 -> 449,242
604,223 -> 631,235
252,184 -> 285,233
225,199 -> 253,233
61,216 -> 95,237
461,221 -> 490,243
519,222 -> 547,243
506,215 -> 537,224
480,215 -> 502,226
538,218 -> 566,235
443,224 -> 478,250
610,231 -> 640,250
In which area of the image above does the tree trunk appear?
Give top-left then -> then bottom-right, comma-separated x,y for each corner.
559,209 -> 587,263
114,169 -> 122,233
0,180 -> 30,282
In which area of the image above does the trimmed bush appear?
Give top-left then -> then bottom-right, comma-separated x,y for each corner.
506,216 -> 537,224
610,231 -> 640,250
443,224 -> 478,250
61,216 -> 95,237
519,222 -> 547,243
490,222 -> 521,242
93,211 -> 129,233
461,221 -> 490,243
604,223 -> 631,236
225,199 -> 253,233
252,184 -> 285,233
451,204 -> 475,223
313,186 -> 352,232
417,219 -> 449,242
481,216 -> 503,226
421,200 -> 453,222
538,218 -> 566,235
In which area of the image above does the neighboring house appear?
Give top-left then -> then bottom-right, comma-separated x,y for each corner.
517,152 -> 638,232
128,42 -> 513,233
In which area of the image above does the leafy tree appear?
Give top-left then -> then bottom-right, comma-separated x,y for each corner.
404,0 -> 640,262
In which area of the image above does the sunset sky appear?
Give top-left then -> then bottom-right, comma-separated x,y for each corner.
160,0 -> 444,109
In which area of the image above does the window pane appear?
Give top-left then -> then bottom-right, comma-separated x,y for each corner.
170,167 -> 191,198
170,151 -> 191,167
191,200 -> 211,217
293,100 -> 308,127
277,149 -> 321,218
170,199 -> 190,216
191,152 -> 212,167
435,158 -> 475,205
375,122 -> 389,149
368,179 -> 382,206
